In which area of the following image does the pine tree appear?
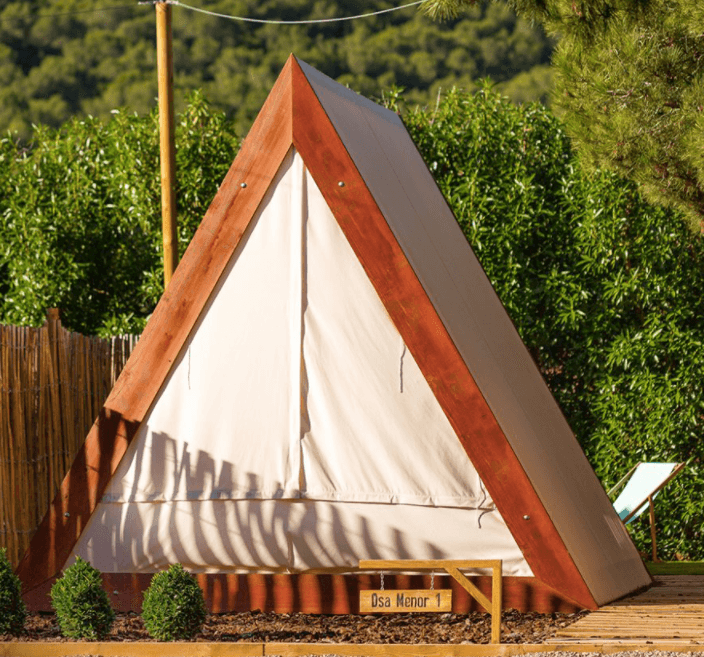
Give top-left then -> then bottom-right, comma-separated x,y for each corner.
421,0 -> 704,227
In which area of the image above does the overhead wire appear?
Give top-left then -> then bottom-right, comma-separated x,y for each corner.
139,0 -> 425,24
1,0 -> 423,25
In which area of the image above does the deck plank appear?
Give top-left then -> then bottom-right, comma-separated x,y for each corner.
547,575 -> 704,645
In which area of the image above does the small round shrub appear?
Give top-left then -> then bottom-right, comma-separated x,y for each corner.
142,564 -> 207,641
50,557 -> 115,639
0,547 -> 26,636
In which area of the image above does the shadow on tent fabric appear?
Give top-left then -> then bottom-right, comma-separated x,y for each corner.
19,415 -> 584,614
72,431 -> 445,575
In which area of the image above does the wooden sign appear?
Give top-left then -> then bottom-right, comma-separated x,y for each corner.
359,589 -> 452,613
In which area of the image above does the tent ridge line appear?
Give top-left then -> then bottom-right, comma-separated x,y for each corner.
289,57 -> 370,219
288,60 -> 596,610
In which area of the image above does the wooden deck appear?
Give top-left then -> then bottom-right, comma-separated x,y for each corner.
548,575 -> 704,645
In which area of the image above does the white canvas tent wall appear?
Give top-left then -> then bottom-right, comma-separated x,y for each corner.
68,148 -> 529,578
17,56 -> 650,612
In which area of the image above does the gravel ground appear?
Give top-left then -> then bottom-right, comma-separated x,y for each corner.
7,613 -> 704,657
8,609 -> 586,643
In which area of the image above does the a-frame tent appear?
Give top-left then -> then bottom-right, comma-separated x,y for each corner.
17,56 -> 650,614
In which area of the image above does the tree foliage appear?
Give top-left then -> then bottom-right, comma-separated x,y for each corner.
0,91 -> 239,335
0,0 -> 553,140
421,0 -> 704,228
549,2 -> 704,229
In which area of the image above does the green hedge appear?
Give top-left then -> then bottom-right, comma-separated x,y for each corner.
142,564 -> 207,641
0,90 -> 239,336
0,547 -> 25,636
50,557 -> 114,640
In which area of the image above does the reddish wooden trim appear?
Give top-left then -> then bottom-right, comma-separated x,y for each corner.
23,573 -> 584,614
15,57 -> 297,594
289,59 -> 597,610
14,409 -> 140,593
108,55 -> 293,422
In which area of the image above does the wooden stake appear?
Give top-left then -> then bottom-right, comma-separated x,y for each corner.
649,495 -> 659,562
156,1 -> 178,288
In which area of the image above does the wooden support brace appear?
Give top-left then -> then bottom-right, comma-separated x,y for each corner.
444,566 -> 491,612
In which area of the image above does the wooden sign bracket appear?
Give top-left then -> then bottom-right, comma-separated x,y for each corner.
358,559 -> 503,644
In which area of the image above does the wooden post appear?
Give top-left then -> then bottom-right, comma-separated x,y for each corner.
156,1 -> 178,288
491,561 -> 502,644
649,494 -> 659,562
45,308 -> 61,343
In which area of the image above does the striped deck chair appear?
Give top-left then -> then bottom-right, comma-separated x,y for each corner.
609,462 -> 685,562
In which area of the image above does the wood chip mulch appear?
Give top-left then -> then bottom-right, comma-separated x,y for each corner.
4,609 -> 588,644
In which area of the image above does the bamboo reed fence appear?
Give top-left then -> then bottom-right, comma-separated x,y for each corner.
0,310 -> 139,566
